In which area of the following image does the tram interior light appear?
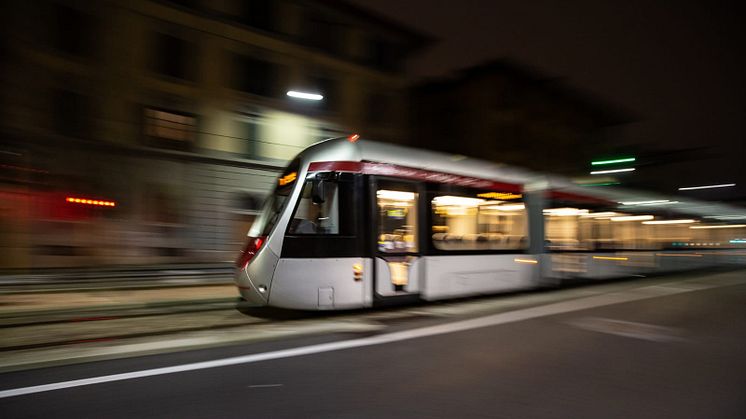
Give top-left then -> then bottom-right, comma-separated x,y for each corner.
377,190 -> 415,201
432,196 -> 485,207
690,224 -> 746,229
620,200 -> 678,206
580,212 -> 620,219
483,203 -> 525,211
543,207 -> 589,216
610,215 -> 654,222
642,219 -> 696,225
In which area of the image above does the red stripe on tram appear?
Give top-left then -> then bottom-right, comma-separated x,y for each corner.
308,161 -> 522,192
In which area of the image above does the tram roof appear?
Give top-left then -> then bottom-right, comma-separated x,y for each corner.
300,137 -> 746,222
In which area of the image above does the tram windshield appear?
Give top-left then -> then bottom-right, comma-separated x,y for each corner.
248,159 -> 300,237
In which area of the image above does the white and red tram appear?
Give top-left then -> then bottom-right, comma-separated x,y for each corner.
235,136 -> 746,309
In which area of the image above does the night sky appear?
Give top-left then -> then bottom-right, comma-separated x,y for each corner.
351,0 -> 746,200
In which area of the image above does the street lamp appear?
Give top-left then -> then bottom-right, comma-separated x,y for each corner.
286,90 -> 323,101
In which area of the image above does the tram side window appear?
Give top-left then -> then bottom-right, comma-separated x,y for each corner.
544,206 -> 679,251
288,178 -> 352,235
431,195 -> 528,251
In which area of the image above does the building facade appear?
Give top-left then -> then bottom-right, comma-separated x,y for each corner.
0,0 -> 428,268
412,60 -> 630,177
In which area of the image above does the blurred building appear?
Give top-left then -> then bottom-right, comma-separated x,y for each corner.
0,0 -> 429,268
412,60 -> 631,176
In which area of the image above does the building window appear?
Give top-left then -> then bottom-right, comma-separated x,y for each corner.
54,89 -> 90,139
309,74 -> 338,112
237,0 -> 275,32
231,53 -> 276,97
303,12 -> 344,55
50,4 -> 95,58
151,33 -> 195,81
367,91 -> 393,125
368,37 -> 400,72
144,108 -> 196,150
431,193 -> 528,251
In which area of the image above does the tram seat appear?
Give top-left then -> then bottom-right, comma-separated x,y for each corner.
463,234 -> 480,242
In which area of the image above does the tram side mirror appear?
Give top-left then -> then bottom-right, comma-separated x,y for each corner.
311,172 -> 336,204
311,178 -> 326,204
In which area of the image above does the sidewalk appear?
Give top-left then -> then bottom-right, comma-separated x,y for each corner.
0,284 -> 239,318
0,263 -> 241,325
0,263 -> 234,286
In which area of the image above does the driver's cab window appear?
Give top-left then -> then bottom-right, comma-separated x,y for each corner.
288,173 -> 351,235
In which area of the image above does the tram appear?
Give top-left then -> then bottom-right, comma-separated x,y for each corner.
235,135 -> 746,310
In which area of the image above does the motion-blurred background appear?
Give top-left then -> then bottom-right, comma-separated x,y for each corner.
0,0 -> 744,270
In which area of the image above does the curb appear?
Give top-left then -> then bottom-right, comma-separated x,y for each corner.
0,297 -> 242,326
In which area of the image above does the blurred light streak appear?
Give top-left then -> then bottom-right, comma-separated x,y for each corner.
620,200 -> 678,206
592,256 -> 628,261
656,253 -> 703,257
642,219 -> 696,225
286,91 -> 323,100
690,224 -> 746,229
591,157 -> 636,166
590,168 -> 635,175
678,183 -> 736,191
543,207 -> 589,216
377,190 -> 415,201
610,215 -> 654,222
514,258 -> 538,264
580,182 -> 620,187
65,197 -> 116,207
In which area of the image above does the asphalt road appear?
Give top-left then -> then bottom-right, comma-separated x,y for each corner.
2,272 -> 746,418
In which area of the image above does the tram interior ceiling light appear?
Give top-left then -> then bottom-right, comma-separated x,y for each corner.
286,90 -> 323,101
678,183 -> 736,191
591,157 -> 636,166
610,215 -> 654,222
376,190 -> 415,201
432,195 -> 485,207
690,224 -> 746,230
642,219 -> 697,225
484,203 -> 525,211
580,211 -> 620,219
620,200 -> 678,206
543,208 -> 590,216
590,168 -> 635,175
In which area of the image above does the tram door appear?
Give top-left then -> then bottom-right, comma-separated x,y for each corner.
372,178 -> 422,302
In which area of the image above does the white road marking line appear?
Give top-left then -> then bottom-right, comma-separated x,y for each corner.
248,384 -> 283,388
0,276 -> 741,399
566,317 -> 686,342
